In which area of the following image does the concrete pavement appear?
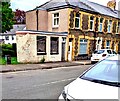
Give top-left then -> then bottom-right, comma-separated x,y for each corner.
0,60 -> 91,73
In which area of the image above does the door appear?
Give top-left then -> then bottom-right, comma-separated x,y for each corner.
61,43 -> 65,61
68,42 -> 72,61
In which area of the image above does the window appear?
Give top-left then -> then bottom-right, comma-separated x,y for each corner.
53,13 -> 59,27
79,39 -> 88,54
117,22 -> 120,33
99,18 -> 103,32
5,36 -> 9,40
107,50 -> 112,54
12,36 -> 14,40
51,37 -> 59,54
106,40 -> 110,49
37,36 -> 46,55
108,20 -> 112,33
90,16 -> 94,31
75,13 -> 80,28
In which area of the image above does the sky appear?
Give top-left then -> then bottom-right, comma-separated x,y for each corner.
10,0 -> 120,11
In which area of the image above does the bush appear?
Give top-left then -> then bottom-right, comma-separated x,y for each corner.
1,44 -> 17,57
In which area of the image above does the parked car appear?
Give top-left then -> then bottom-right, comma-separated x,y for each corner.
91,49 -> 117,63
59,55 -> 120,100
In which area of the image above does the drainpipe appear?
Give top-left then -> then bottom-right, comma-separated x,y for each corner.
36,9 -> 39,31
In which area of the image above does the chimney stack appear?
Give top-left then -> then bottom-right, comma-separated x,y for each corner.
107,0 -> 116,10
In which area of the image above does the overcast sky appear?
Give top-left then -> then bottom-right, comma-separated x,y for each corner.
10,0 -> 120,11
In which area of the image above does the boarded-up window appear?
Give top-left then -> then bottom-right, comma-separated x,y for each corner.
50,37 -> 59,54
37,36 -> 46,55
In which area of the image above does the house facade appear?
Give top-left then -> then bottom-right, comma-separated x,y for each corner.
16,0 -> 120,63
0,24 -> 26,44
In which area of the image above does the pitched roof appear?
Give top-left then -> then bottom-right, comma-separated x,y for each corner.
2,24 -> 26,35
36,0 -> 120,19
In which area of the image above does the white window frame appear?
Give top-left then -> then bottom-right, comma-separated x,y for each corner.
75,13 -> 80,29
90,16 -> 94,31
99,18 -> 103,32
52,13 -> 59,28
107,20 -> 112,33
79,39 -> 88,54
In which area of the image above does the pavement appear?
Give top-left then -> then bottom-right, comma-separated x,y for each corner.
0,60 -> 91,73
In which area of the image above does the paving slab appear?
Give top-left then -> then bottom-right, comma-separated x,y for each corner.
0,60 -> 91,73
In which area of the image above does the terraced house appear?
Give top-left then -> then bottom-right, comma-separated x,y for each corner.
16,0 -> 120,63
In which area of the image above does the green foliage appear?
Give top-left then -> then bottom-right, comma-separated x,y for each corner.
0,57 -> 6,65
1,44 -> 16,57
2,1 -> 14,33
0,57 -> 18,65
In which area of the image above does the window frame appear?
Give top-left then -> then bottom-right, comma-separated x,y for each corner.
79,39 -> 88,54
50,37 -> 59,55
107,20 -> 112,33
90,16 -> 94,31
52,13 -> 59,28
75,13 -> 80,29
5,36 -> 9,40
99,18 -> 103,32
106,40 -> 110,49
37,36 -> 46,55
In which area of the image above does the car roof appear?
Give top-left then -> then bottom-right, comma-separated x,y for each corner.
106,55 -> 120,61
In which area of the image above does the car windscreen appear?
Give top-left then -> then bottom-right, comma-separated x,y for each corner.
81,60 -> 120,87
95,50 -> 105,54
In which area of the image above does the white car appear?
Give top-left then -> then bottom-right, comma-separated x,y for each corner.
91,49 -> 117,63
59,55 -> 120,100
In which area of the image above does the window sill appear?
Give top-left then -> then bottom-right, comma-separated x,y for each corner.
50,53 -> 59,55
52,26 -> 59,29
37,53 -> 47,55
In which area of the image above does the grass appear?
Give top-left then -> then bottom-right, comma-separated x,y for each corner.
0,57 -> 18,65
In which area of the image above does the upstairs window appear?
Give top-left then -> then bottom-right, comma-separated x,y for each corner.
108,20 -> 112,33
53,13 -> 59,28
117,22 -> 120,33
90,16 -> 94,31
37,36 -> 46,55
99,18 -> 103,32
106,40 -> 110,49
75,13 -> 80,29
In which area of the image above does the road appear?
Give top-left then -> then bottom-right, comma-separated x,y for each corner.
2,65 -> 92,99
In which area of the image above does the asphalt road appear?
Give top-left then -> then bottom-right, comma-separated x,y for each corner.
2,65 -> 92,99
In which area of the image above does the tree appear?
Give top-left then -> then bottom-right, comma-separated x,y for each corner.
2,1 -> 14,33
13,9 -> 26,24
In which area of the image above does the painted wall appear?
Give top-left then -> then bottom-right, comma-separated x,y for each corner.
26,10 -> 37,30
16,32 -> 67,63
26,8 -> 69,32
48,8 -> 69,32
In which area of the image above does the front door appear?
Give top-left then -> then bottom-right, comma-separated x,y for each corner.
68,42 -> 72,61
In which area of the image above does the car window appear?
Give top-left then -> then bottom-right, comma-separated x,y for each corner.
96,50 -> 104,54
107,50 -> 112,54
81,60 -> 120,83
